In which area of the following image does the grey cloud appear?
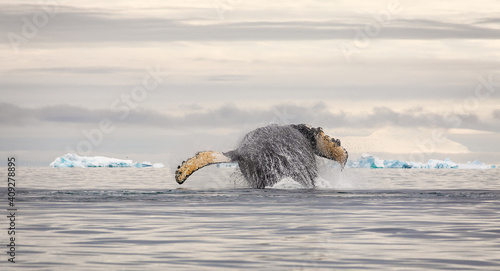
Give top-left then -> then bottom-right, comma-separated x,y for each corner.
0,103 -> 117,125
206,75 -> 248,82
0,103 -> 35,125
2,102 -> 497,132
494,110 -> 500,119
476,18 -> 500,24
38,104 -> 114,123
2,5 -> 500,44
11,66 -> 143,74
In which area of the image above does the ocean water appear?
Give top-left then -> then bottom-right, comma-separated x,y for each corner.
3,166 -> 500,270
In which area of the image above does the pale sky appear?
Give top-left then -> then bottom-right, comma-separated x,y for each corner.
1,0 -> 499,166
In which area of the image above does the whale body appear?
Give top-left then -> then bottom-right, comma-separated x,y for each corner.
175,124 -> 348,188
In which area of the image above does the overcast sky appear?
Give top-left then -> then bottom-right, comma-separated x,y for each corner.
1,0 -> 499,167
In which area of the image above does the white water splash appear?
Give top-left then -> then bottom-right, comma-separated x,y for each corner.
316,158 -> 358,190
333,170 -> 357,189
266,161 -> 358,190
268,177 -> 308,189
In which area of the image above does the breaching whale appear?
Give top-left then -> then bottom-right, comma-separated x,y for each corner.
175,124 -> 348,188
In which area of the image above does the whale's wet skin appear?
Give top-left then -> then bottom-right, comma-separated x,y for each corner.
176,124 -> 348,188
229,125 -> 319,188
13,167 -> 500,270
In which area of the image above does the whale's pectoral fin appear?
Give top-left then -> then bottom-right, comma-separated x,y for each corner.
175,151 -> 232,184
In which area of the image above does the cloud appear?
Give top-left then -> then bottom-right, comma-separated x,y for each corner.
476,18 -> 500,24
0,103 -> 34,125
2,102 -> 498,132
0,103 -> 115,125
494,110 -> 500,119
11,66 -> 143,74
342,127 -> 470,155
2,5 -> 500,45
206,75 -> 248,82
2,101 -> 499,165
38,104 -> 114,123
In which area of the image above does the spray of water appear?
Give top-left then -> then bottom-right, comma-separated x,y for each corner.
304,158 -> 354,190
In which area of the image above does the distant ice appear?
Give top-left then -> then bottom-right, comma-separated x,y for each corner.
50,153 -> 164,168
50,153 -> 493,170
346,153 -> 494,169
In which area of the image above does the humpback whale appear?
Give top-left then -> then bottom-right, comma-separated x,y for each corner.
175,124 -> 348,188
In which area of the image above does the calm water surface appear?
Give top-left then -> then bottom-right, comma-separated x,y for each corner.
2,167 -> 500,270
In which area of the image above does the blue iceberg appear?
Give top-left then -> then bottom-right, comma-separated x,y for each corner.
346,153 -> 494,169
348,153 -> 386,168
50,153 -> 164,168
384,159 -> 413,169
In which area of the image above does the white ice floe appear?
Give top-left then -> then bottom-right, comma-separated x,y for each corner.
50,153 -> 164,168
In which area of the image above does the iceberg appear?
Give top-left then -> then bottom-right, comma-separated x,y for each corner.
454,160 -> 493,170
346,153 -> 494,169
384,159 -> 413,169
349,153 -> 386,168
50,153 -> 164,168
426,159 -> 458,169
